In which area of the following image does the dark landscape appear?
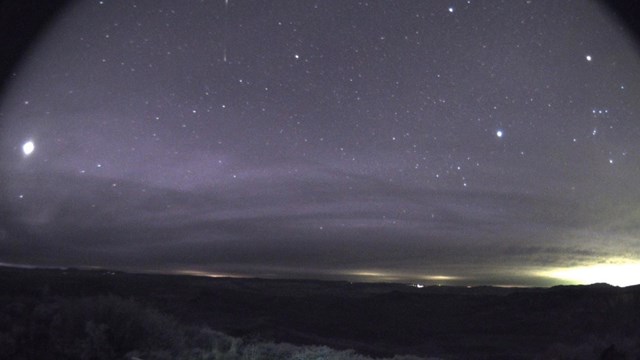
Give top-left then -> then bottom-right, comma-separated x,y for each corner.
1,266 -> 639,360
2,1 -> 640,359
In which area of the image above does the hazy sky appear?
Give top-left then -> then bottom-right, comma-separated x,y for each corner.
1,0 -> 640,286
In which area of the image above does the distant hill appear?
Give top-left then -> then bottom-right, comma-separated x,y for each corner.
1,266 -> 639,359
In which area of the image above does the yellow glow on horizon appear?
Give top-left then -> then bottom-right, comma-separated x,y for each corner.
347,271 -> 387,277
344,270 -> 402,282
344,270 -> 461,283
172,269 -> 244,278
538,262 -> 640,287
419,275 -> 460,281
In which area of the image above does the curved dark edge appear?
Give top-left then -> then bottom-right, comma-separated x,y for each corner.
0,0 -> 75,101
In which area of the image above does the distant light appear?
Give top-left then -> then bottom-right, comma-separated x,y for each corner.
423,275 -> 458,281
496,130 -> 503,138
585,55 -> 592,62
538,262 -> 640,287
448,6 -> 454,12
22,141 -> 34,155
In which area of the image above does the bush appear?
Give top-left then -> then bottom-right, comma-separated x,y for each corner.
0,294 -> 431,360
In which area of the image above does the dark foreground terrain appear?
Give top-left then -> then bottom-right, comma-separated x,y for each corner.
1,267 -> 639,359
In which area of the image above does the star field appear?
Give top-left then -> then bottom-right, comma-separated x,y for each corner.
1,0 -> 640,286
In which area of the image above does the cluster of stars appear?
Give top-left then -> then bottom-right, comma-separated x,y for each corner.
12,0 -> 631,199
3,0 -> 640,286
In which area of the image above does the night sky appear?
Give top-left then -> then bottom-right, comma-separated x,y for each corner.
1,0 -> 640,287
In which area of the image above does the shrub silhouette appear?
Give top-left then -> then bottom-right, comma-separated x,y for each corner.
82,321 -> 114,360
51,295 -> 184,358
0,294 -> 429,360
0,295 -> 184,359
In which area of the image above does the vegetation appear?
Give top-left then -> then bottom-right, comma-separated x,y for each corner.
2,268 -> 640,359
0,294 -> 427,360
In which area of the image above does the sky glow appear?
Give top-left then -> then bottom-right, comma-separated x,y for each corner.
538,262 -> 640,287
1,1 -> 639,287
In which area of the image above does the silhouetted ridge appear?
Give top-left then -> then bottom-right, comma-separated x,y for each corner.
1,266 -> 640,359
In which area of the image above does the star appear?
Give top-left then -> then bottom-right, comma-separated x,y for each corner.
1,0 -> 639,289
22,140 -> 35,155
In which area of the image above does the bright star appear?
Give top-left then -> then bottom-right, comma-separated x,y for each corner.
448,7 -> 454,12
585,55 -> 592,62
496,130 -> 503,138
22,141 -> 35,156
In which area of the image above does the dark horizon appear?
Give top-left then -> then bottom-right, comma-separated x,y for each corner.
3,262 -> 639,359
3,261 -> 639,289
